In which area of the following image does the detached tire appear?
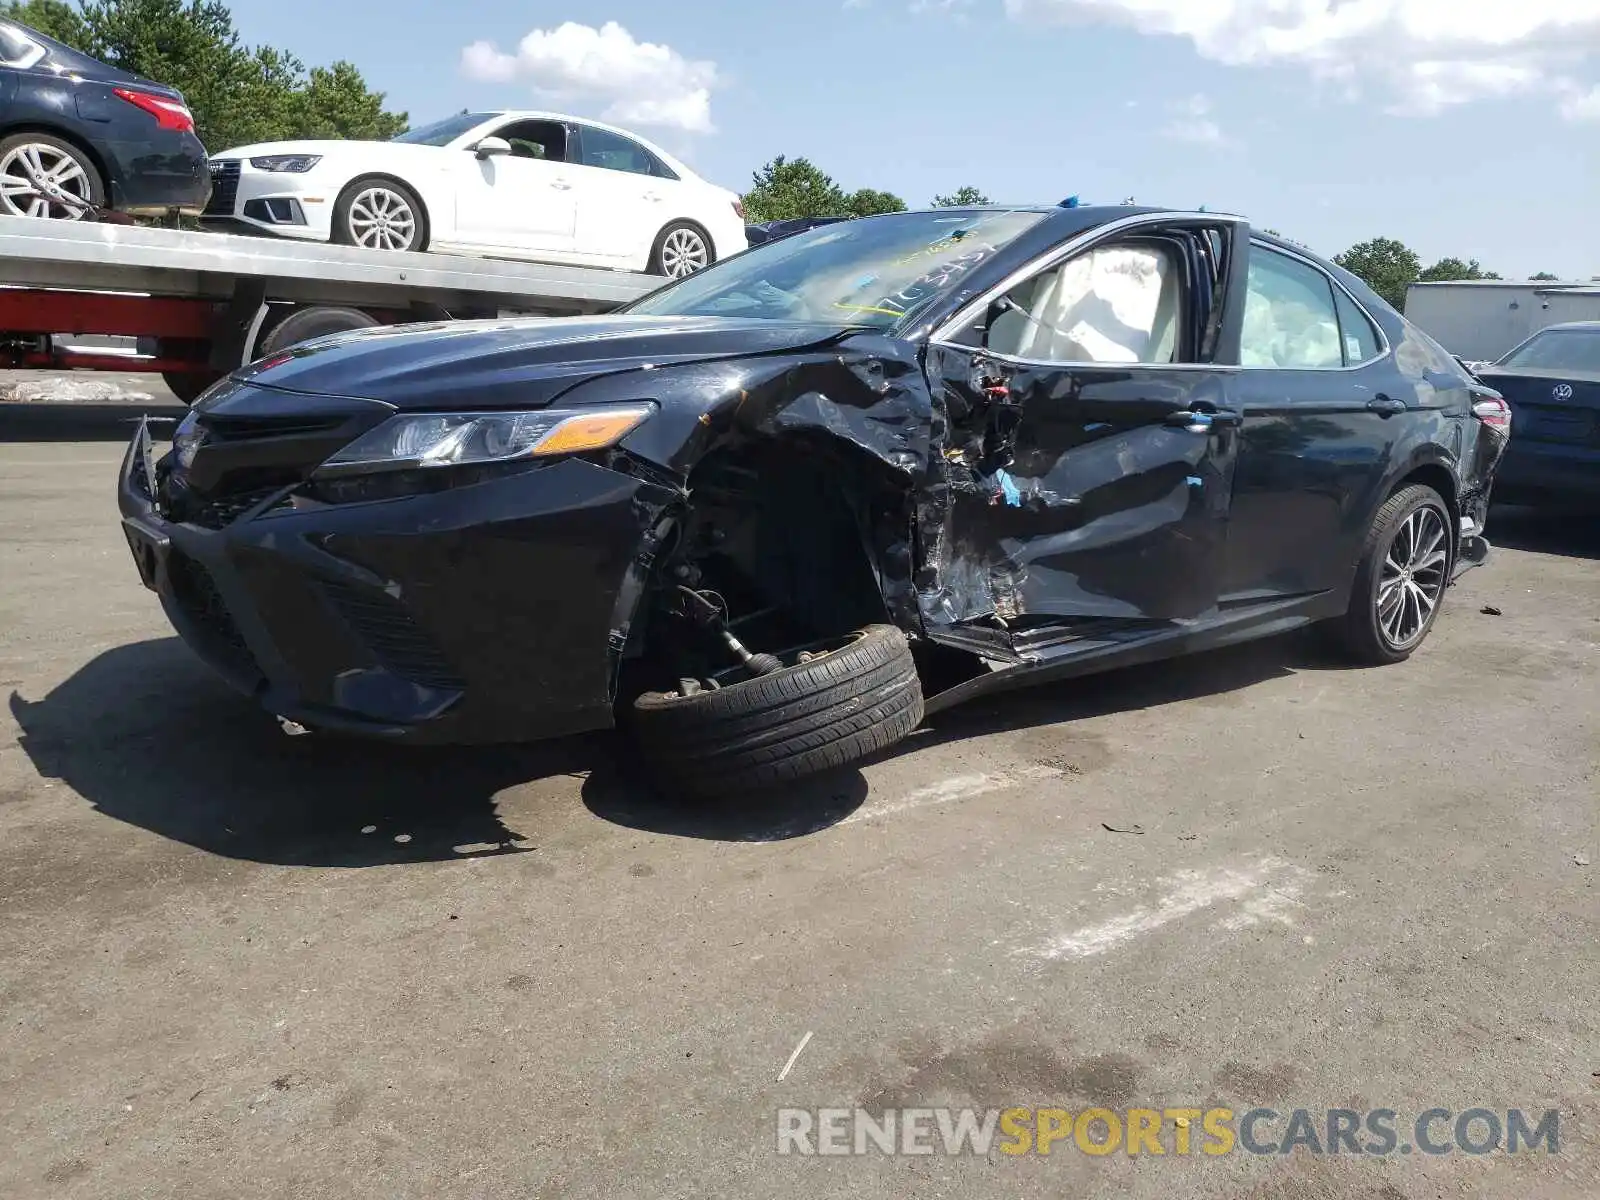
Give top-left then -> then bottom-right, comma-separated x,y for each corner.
631,625 -> 923,799
1327,483 -> 1454,665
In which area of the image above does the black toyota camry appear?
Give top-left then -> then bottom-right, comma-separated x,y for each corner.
119,205 -> 1510,797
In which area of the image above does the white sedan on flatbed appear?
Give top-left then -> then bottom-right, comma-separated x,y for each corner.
200,110 -> 747,277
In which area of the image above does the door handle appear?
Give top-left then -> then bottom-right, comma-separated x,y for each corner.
643,192 -> 663,202
551,180 -> 572,191
1165,408 -> 1242,433
1367,394 -> 1408,416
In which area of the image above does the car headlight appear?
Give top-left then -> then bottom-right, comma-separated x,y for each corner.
249,154 -> 322,173
173,410 -> 204,470
315,404 -> 655,477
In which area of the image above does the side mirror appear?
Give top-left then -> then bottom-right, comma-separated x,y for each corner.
473,137 -> 511,159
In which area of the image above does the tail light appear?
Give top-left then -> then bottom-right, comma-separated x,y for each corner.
1471,389 -> 1511,432
113,87 -> 196,134
732,197 -> 746,220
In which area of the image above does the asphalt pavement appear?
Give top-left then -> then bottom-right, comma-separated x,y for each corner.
0,439 -> 1594,1200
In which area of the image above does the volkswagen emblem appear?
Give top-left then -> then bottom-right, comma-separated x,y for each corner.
1552,383 -> 1575,401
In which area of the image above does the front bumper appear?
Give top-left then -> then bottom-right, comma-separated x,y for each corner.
117,420 -> 677,744
198,159 -> 334,241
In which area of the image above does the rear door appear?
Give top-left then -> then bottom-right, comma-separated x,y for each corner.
567,124 -> 675,263
1221,242 -> 1407,602
923,216 -> 1245,626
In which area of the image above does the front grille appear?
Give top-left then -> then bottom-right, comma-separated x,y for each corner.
203,160 -> 240,216
319,579 -> 464,691
202,414 -> 350,441
187,484 -> 285,530
167,552 -> 260,680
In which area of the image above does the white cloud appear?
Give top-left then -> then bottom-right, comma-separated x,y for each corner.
1162,92 -> 1227,144
1559,83 -> 1600,120
460,21 -> 719,134
1004,0 -> 1600,119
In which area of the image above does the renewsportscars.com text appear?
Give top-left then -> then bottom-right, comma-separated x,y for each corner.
776,1107 -> 1560,1158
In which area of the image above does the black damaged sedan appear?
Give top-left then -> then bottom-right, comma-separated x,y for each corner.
119,205 -> 1510,797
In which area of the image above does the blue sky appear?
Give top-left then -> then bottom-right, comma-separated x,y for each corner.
226,0 -> 1599,278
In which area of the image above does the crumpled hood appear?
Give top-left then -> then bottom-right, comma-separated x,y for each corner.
226,315 -> 857,411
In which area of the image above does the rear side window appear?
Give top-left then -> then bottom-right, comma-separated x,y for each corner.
0,24 -> 46,69
1241,245 -> 1343,369
1333,287 -> 1383,365
579,127 -> 664,177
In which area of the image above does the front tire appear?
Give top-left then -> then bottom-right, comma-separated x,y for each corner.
332,177 -> 426,252
1329,484 -> 1454,665
648,221 -> 713,278
631,625 -> 923,799
0,133 -> 105,220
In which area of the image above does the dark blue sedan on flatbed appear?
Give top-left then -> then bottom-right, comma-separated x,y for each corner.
0,18 -> 208,220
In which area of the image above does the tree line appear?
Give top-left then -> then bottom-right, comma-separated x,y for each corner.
2,0 -> 407,151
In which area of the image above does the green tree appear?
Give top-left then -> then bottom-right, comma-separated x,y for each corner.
2,0 -> 405,150
1,0 -> 88,43
933,186 -> 989,206
742,157 -> 847,222
1529,271 -> 1560,281
845,187 -> 905,217
1418,256 -> 1501,283
294,61 -> 408,141
1333,236 -> 1422,311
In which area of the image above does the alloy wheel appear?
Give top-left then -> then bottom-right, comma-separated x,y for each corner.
660,227 -> 709,278
347,187 -> 417,251
1375,504 -> 1449,650
0,143 -> 93,219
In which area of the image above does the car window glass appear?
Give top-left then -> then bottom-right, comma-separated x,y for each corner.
1241,246 -> 1344,369
1499,329 -> 1600,372
392,112 -> 496,147
981,243 -> 1183,364
628,209 -> 1048,329
0,24 -> 45,68
579,127 -> 656,176
1332,287 -> 1382,365
493,120 -> 567,163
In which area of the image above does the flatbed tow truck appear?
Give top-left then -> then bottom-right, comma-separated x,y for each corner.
0,215 -> 660,404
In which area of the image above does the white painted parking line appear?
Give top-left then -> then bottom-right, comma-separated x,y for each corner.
1023,856 -> 1314,961
839,763 -> 1064,827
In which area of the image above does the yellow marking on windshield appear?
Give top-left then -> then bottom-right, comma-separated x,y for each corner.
832,302 -> 906,318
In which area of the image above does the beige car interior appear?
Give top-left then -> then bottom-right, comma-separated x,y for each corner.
986,243 -> 1182,364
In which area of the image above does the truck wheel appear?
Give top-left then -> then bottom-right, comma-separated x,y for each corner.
648,222 -> 712,278
332,177 -> 426,252
162,370 -> 222,405
630,625 -> 923,799
0,133 -> 105,220
1327,484 -> 1454,665
256,306 -> 379,357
